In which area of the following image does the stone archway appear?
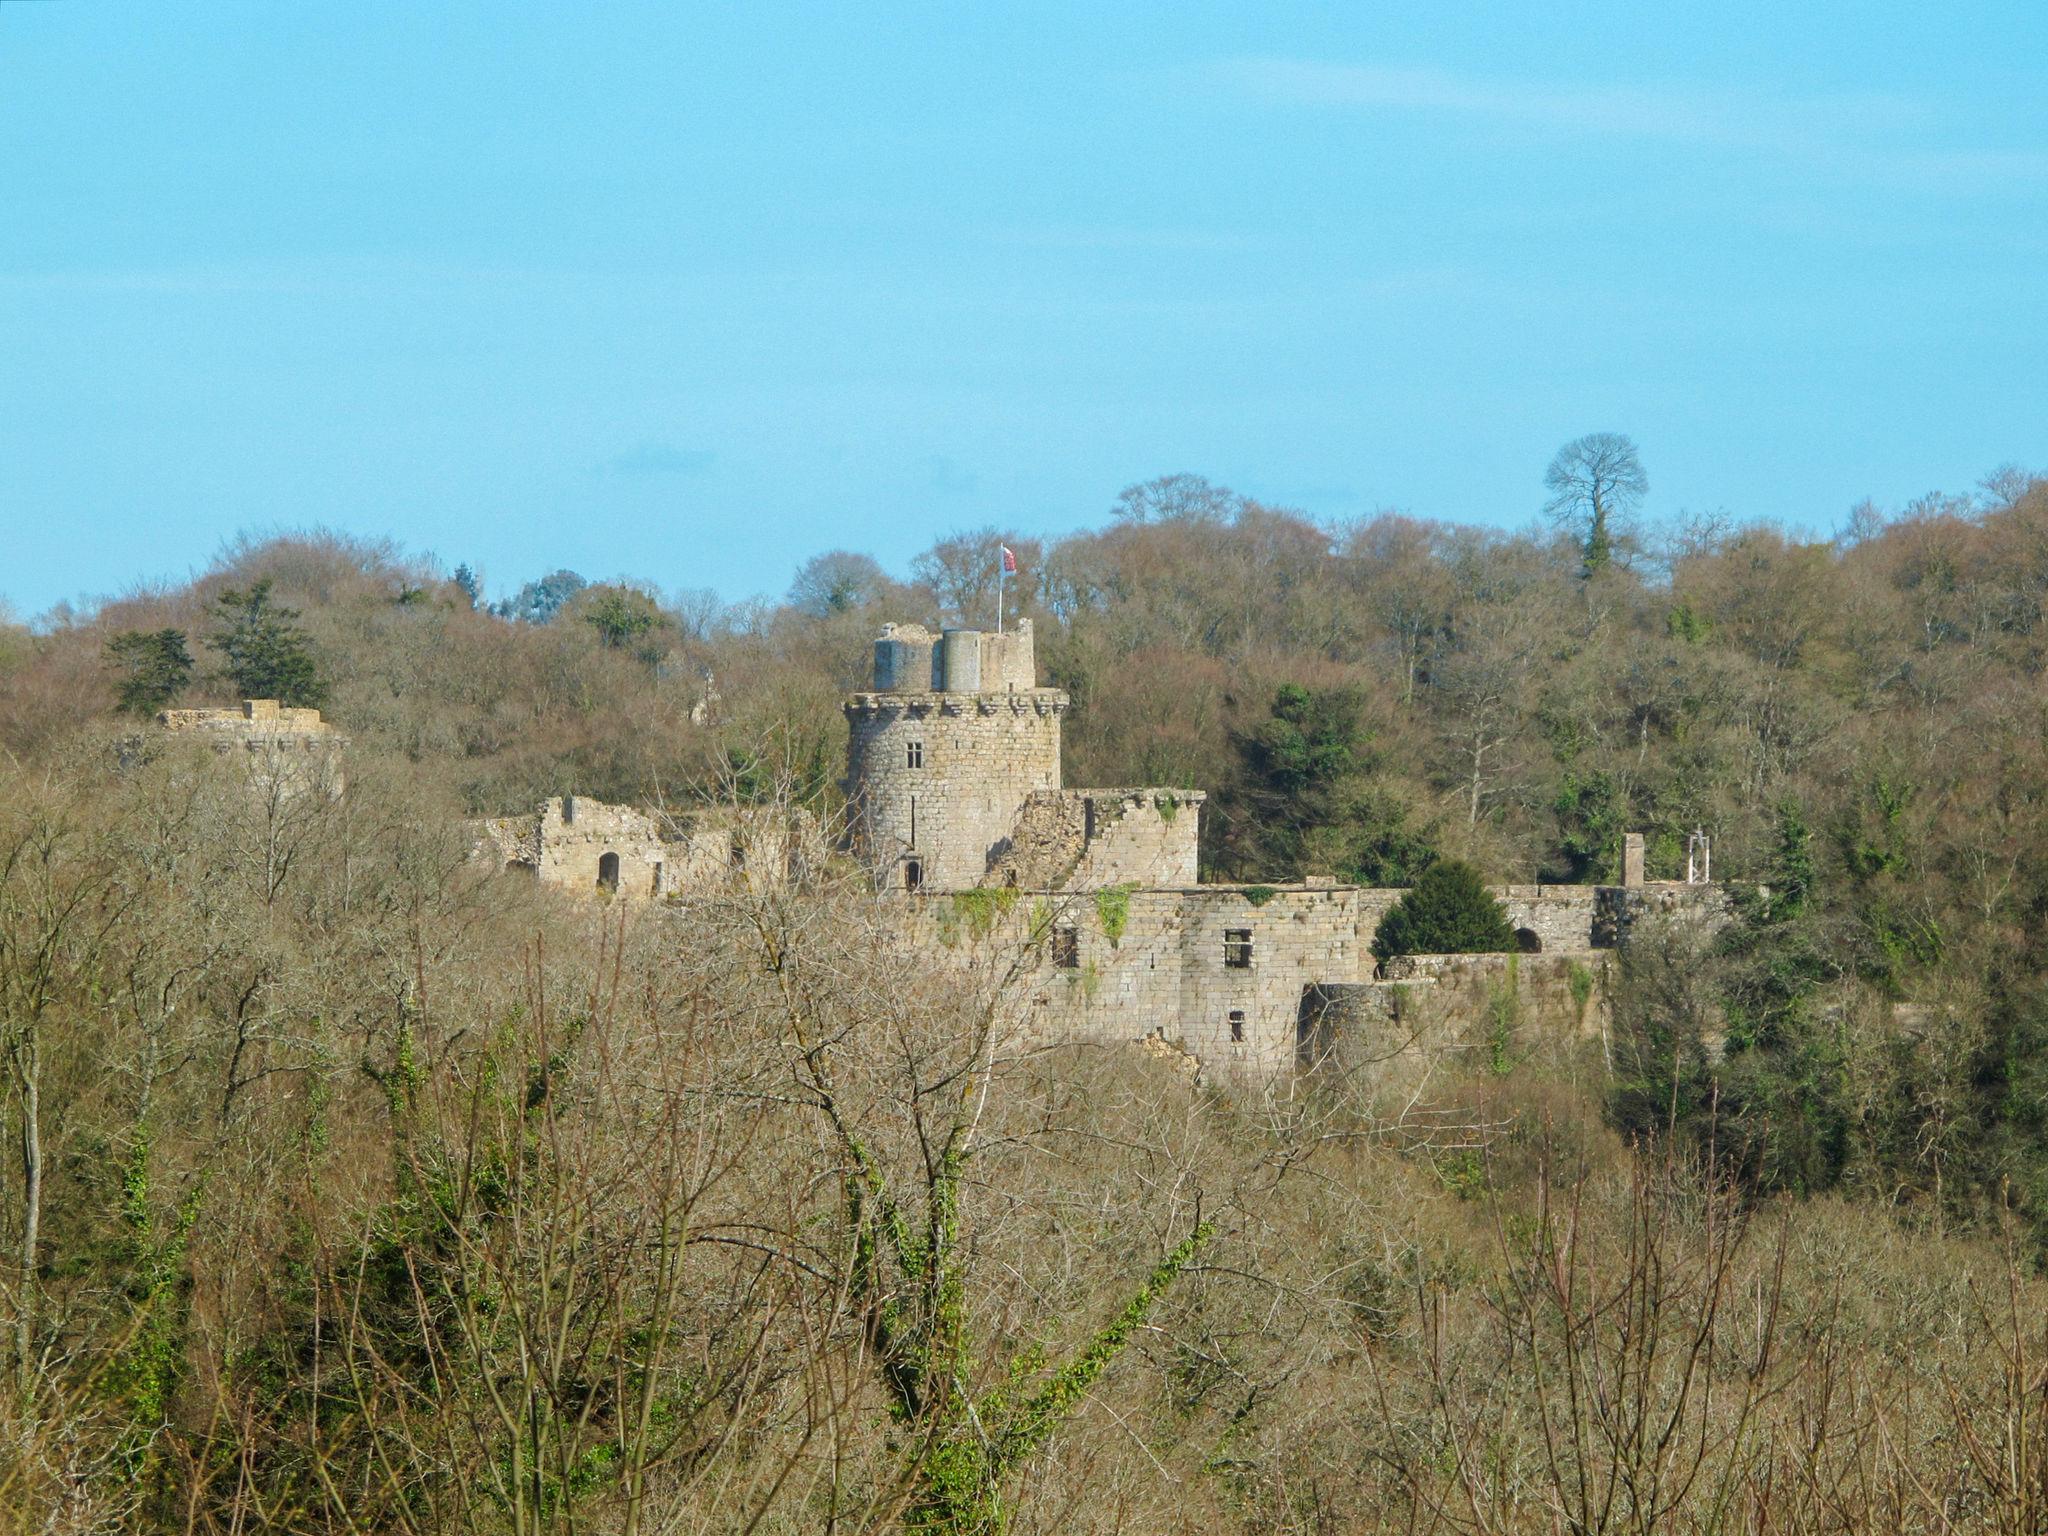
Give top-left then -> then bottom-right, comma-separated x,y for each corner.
1515,927 -> 1543,953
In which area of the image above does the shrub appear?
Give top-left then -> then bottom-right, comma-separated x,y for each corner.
1371,860 -> 1516,962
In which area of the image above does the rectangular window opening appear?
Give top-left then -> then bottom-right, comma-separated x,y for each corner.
1224,928 -> 1253,969
907,741 -> 924,768
904,858 -> 924,892
1052,926 -> 1080,969
1228,1009 -> 1246,1043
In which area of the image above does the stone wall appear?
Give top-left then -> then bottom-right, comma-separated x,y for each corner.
154,699 -> 347,797
987,789 -> 1204,891
534,796 -> 674,900
1495,885 -> 1604,953
1067,791 -> 1203,888
159,699 -> 336,737
1307,952 -> 1614,1089
995,885 -> 1367,1078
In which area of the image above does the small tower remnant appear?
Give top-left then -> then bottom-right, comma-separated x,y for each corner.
154,698 -> 347,798
843,620 -> 1066,891
1621,831 -> 1646,887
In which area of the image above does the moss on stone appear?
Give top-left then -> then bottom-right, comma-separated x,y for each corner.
951,885 -> 1019,940
1095,882 -> 1138,945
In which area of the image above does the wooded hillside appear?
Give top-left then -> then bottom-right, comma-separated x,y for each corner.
1,468 -> 2045,1532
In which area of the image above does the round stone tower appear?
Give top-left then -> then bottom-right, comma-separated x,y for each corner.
845,619 -> 1066,891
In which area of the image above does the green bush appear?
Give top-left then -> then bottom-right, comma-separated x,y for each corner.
1371,860 -> 1516,962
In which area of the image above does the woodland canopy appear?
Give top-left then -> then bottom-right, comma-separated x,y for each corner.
1,466 -> 2046,1533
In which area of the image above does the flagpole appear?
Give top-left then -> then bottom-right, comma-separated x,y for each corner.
997,554 -> 1004,635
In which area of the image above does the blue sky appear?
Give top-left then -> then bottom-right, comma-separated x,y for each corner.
2,2 -> 2043,616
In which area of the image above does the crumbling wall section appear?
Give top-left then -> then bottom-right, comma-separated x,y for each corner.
1065,791 -> 1203,888
986,791 -> 1088,889
1313,952 -> 1615,1091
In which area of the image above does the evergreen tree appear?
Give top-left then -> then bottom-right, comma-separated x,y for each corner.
104,629 -> 194,715
450,563 -> 482,609
206,579 -> 326,706
578,585 -> 663,650
1221,684 -> 1437,885
1370,859 -> 1517,962
493,569 -> 585,623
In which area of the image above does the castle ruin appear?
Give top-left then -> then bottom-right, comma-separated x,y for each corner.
151,699 -> 348,798
839,621 -> 1733,1078
342,618 -> 1733,1082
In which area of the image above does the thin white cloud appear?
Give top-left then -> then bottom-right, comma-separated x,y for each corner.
1209,58 -> 2045,189
603,443 -> 715,478
1218,57 -> 1908,152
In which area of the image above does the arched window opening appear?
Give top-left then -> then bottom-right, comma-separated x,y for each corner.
1515,927 -> 1542,953
597,851 -> 620,892
904,858 -> 924,892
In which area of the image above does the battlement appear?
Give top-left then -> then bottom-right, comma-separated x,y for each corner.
158,699 -> 339,737
843,688 -> 1067,720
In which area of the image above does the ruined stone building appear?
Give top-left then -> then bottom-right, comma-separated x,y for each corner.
840,620 -> 1733,1078
425,616 -> 1732,1082
151,699 -> 348,798
475,797 -> 815,900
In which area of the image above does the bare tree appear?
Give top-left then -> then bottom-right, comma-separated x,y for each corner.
1545,432 -> 1648,575
789,550 -> 892,617
1108,472 -> 1244,526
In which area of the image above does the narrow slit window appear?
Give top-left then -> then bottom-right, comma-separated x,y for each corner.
1052,926 -> 1080,969
1224,928 -> 1253,968
904,858 -> 924,892
1228,1009 -> 1246,1042
651,861 -> 663,897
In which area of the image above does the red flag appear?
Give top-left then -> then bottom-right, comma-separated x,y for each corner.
1000,545 -> 1017,574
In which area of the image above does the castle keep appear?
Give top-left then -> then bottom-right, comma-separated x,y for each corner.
844,621 -> 1202,891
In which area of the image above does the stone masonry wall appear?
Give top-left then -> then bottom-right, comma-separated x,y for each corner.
1496,885 -> 1604,953
988,789 -> 1205,891
154,699 -> 347,797
1307,953 -> 1613,1090
1065,791 -> 1203,888
535,796 -> 673,899
1001,885 -> 1365,1078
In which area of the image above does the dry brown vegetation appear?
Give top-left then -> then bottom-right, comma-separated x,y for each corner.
1,471 -> 2046,1531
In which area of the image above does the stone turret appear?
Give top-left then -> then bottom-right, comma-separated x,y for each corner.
845,620 -> 1067,891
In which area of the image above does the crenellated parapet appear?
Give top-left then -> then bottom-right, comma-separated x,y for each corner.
149,698 -> 347,797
